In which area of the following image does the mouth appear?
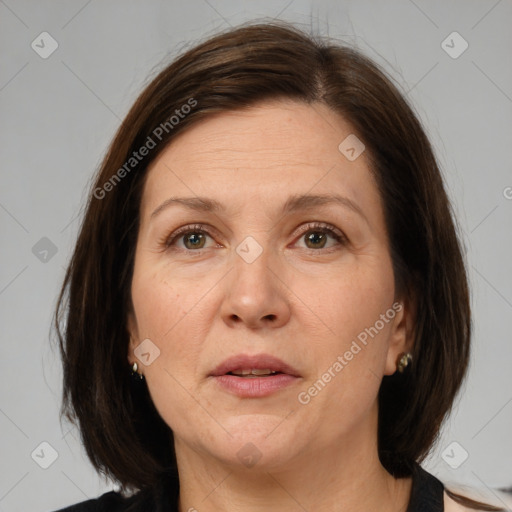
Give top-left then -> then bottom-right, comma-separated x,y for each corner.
226,369 -> 282,377
210,353 -> 301,378
209,354 -> 301,397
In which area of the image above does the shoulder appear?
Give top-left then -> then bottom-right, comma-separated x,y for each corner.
50,490 -> 139,512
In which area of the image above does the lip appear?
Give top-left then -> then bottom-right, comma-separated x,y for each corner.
210,353 -> 301,377
209,353 -> 301,398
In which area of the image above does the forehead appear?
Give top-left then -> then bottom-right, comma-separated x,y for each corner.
139,100 -> 378,219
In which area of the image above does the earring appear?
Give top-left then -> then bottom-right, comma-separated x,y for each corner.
131,361 -> 144,380
397,352 -> 412,373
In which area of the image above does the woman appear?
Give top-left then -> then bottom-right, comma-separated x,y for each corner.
52,22 -> 504,512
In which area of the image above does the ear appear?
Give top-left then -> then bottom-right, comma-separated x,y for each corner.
384,295 -> 416,376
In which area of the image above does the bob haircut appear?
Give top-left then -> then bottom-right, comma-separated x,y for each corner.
55,21 -> 500,510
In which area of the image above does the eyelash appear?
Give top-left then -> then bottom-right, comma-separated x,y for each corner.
161,222 -> 347,252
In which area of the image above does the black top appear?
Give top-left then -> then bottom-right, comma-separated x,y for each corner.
406,463 -> 445,512
53,463 -> 444,511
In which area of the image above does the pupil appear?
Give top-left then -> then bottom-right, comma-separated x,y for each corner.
307,231 -> 326,248
185,233 -> 204,249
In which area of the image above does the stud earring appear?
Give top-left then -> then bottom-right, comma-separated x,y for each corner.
397,352 -> 412,373
131,361 -> 144,380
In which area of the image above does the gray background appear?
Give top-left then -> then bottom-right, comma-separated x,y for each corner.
1,1 -> 511,511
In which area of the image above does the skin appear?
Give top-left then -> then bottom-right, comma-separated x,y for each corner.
127,100 -> 456,511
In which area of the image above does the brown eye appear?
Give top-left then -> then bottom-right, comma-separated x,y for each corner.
182,232 -> 207,250
304,230 -> 329,249
297,223 -> 347,251
163,224 -> 215,251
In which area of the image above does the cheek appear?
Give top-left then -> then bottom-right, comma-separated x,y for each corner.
130,268 -> 209,430
131,274 -> 181,337
130,266 -> 203,370
132,255 -> 208,333
301,256 -> 396,411
319,258 -> 395,343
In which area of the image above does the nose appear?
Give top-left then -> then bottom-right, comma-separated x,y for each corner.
220,244 -> 291,330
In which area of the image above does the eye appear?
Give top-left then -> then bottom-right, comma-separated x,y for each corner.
162,224 -> 216,251
294,222 -> 347,250
161,222 -> 347,253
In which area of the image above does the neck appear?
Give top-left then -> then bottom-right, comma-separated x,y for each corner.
174,409 -> 412,512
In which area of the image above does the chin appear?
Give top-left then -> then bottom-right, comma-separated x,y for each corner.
223,412 -> 294,441
204,415 -> 303,470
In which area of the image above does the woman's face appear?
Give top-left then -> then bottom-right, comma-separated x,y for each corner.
127,100 -> 411,471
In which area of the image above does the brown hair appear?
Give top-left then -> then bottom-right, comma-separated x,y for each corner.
54,21 -> 502,510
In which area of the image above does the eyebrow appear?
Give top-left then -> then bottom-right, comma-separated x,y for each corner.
150,193 -> 368,224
